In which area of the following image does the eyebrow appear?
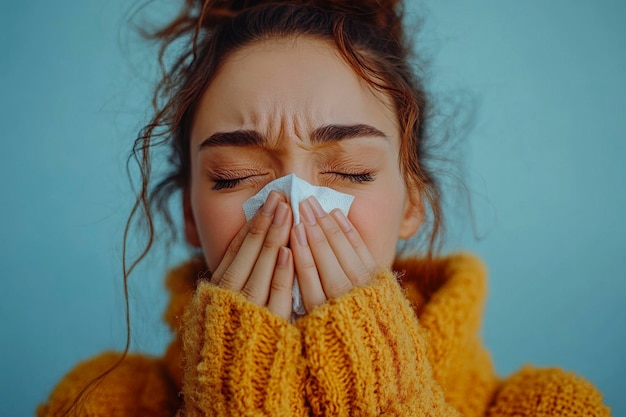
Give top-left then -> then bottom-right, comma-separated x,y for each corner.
198,123 -> 387,150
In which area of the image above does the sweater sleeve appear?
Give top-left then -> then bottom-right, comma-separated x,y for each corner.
37,352 -> 179,417
295,269 -> 462,417
178,280 -> 308,417
487,366 -> 611,417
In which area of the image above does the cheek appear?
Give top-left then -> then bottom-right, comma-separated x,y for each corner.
192,191 -> 248,271
348,192 -> 405,268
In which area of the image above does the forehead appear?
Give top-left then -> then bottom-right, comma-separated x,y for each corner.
191,37 -> 398,142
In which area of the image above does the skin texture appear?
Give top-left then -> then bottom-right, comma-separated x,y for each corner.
184,37 -> 422,319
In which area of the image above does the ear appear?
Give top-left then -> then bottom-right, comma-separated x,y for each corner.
183,189 -> 202,247
398,192 -> 423,240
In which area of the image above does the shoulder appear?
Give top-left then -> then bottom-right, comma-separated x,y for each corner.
37,351 -> 179,417
488,366 -> 611,416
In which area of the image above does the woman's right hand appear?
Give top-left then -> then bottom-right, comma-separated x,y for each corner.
209,191 -> 295,320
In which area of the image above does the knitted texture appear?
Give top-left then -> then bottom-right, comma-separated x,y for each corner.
162,260 -> 201,391
396,254 -> 498,416
36,352 -> 178,417
38,253 -> 611,416
296,269 -> 462,416
487,366 -> 611,417
178,281 -> 307,416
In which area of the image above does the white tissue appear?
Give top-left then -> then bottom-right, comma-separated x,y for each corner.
242,174 -> 354,318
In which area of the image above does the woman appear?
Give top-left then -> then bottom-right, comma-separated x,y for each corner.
38,1 -> 610,416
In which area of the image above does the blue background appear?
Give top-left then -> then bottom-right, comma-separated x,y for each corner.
1,1 -> 624,416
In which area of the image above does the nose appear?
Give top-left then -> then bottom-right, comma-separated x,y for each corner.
276,162 -> 318,187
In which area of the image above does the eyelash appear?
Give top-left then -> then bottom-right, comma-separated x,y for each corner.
211,175 -> 255,190
210,171 -> 375,190
329,172 -> 375,183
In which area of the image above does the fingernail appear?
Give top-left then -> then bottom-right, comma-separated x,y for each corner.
308,197 -> 326,218
273,202 -> 289,226
294,224 -> 307,246
277,247 -> 289,266
300,199 -> 316,225
262,191 -> 280,215
332,209 -> 352,232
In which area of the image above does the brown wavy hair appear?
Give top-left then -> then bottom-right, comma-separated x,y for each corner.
132,0 -> 442,265
63,1 -> 444,414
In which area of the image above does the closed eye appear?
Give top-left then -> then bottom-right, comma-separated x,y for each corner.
329,172 -> 375,183
210,173 -> 261,190
211,177 -> 249,190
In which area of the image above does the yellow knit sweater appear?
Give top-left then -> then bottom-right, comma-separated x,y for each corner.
37,253 -> 610,416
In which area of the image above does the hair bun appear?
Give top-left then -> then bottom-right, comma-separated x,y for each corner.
198,0 -> 403,35
150,0 -> 405,54
317,0 -> 402,35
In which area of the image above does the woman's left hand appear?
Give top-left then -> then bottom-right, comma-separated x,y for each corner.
290,196 -> 378,313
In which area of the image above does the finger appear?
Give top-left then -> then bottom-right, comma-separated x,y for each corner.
266,247 -> 294,320
210,217 -> 253,286
299,199 -> 353,300
307,198 -> 374,288
212,191 -> 282,290
330,208 -> 378,276
290,224 -> 326,312
241,201 -> 292,305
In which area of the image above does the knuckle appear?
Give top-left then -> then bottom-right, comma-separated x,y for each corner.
261,236 -> 281,251
240,285 -> 260,304
330,281 -> 353,297
316,212 -> 330,223
324,223 -> 343,240
240,285 -> 257,301
270,278 -> 290,293
220,269 -> 241,289
345,228 -> 362,246
300,259 -> 317,271
348,265 -> 371,286
226,228 -> 247,252
343,265 -> 360,280
225,243 -> 239,258
233,228 -> 247,244
248,223 -> 267,237
308,230 -> 327,246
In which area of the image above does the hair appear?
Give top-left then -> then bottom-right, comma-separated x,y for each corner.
63,1 -> 445,414
135,0 -> 443,263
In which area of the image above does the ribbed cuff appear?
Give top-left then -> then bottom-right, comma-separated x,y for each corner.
180,281 -> 307,417
296,270 -> 460,417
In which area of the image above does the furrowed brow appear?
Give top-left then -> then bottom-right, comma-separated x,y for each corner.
199,130 -> 265,150
310,124 -> 387,144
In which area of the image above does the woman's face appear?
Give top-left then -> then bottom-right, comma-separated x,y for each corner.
185,37 -> 422,272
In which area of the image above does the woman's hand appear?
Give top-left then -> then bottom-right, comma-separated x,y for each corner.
209,191 -> 294,320
290,196 -> 378,313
